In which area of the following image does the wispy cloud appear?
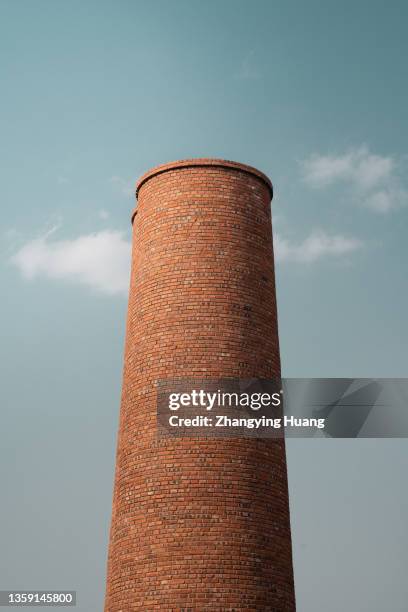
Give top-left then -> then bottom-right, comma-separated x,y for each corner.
99,209 -> 110,220
236,50 -> 260,80
11,229 -> 131,295
301,145 -> 408,213
109,175 -> 135,197
275,230 -> 362,264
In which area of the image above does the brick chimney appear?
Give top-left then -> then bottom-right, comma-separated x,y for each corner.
105,159 -> 296,610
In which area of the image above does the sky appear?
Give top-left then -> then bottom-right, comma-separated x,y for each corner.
1,1 -> 408,610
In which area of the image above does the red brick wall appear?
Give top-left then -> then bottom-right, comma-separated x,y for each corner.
105,159 -> 296,611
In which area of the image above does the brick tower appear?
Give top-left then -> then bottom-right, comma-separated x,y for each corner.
105,159 -> 296,610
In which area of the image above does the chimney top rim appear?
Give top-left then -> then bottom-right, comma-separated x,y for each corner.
135,158 -> 273,199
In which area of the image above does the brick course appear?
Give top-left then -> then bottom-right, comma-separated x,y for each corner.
105,159 -> 296,611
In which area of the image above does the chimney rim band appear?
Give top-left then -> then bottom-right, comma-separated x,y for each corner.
135,158 -> 273,197
131,158 -> 273,224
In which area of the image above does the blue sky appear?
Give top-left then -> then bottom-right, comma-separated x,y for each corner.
1,1 -> 408,610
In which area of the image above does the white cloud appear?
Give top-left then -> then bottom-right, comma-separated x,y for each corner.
302,146 -> 393,189
109,175 -> 135,197
362,188 -> 408,214
274,231 -> 362,264
11,230 -> 131,295
301,145 -> 408,213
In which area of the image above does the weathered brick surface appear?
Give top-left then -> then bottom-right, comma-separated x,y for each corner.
105,159 -> 296,611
